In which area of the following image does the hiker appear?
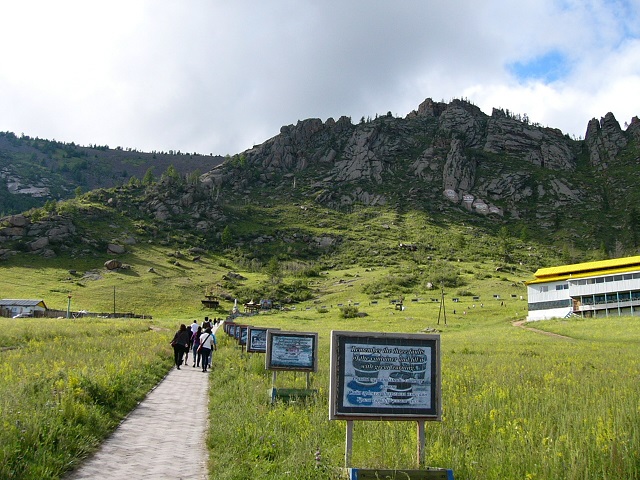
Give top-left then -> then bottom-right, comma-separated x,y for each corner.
207,325 -> 217,369
198,327 -> 217,373
191,326 -> 202,368
170,324 -> 191,370
190,319 -> 199,334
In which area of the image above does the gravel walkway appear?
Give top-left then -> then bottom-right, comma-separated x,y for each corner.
65,326 -> 218,480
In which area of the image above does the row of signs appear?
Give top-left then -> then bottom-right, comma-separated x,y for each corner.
223,322 -> 442,421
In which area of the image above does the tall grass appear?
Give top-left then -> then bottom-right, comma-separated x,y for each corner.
2,239 -> 638,479
0,318 -> 174,479
207,313 -> 640,479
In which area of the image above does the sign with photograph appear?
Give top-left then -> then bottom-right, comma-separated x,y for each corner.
329,331 -> 441,421
237,325 -> 250,346
233,324 -> 244,341
228,324 -> 238,338
266,330 -> 318,372
246,327 -> 279,353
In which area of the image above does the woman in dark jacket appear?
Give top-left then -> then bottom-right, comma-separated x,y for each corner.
171,324 -> 191,369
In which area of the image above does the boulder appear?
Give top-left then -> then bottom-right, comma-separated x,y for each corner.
8,215 -> 29,227
0,227 -> 25,238
104,259 -> 122,270
225,272 -> 247,281
29,237 -> 49,251
107,243 -> 126,254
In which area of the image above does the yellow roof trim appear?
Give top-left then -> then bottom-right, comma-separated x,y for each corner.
526,255 -> 640,285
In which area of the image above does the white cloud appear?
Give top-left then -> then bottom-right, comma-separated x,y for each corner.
0,0 -> 638,155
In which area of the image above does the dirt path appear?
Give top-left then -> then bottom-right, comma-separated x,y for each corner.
513,319 -> 575,340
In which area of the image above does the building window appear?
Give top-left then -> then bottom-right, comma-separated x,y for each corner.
540,286 -> 548,293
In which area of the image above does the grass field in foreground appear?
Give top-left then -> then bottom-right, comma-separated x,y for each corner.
1,244 -> 638,479
0,317 -> 174,479
1,312 -> 638,479
208,313 -> 640,480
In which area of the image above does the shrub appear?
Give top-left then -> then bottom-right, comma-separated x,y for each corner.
339,305 -> 359,318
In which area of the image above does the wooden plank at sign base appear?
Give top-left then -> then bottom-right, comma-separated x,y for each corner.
268,387 -> 318,404
344,468 -> 454,480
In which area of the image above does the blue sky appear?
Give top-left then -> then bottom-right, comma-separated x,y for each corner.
0,0 -> 638,154
509,51 -> 570,84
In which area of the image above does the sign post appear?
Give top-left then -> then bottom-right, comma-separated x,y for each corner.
265,330 -> 318,403
417,420 -> 426,467
345,420 -> 354,468
329,330 -> 453,479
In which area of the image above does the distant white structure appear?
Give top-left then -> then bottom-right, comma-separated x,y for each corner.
526,255 -> 640,321
0,299 -> 48,318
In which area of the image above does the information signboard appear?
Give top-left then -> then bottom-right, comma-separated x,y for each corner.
228,324 -> 237,338
329,331 -> 441,421
266,330 -> 318,372
246,327 -> 279,353
237,325 -> 249,346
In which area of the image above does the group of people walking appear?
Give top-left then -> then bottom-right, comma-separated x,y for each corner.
170,316 -> 217,372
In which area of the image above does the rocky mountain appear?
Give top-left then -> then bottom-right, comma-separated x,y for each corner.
0,132 -> 225,215
1,97 -> 639,262
202,98 -> 639,236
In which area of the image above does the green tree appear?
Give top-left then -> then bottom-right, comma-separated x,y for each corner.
498,226 -> 513,262
221,225 -> 233,247
265,257 -> 282,285
74,186 -> 83,197
161,164 -> 181,184
142,168 -> 155,185
186,169 -> 201,185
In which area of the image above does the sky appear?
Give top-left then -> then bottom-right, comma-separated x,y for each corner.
0,0 -> 639,156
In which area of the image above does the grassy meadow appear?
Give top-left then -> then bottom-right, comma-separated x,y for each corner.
1,240 -> 639,479
0,317 -> 174,479
208,308 -> 640,480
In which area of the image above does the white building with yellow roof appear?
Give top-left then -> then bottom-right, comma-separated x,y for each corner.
526,255 -> 640,321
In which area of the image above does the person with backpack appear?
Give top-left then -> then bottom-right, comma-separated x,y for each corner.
191,326 -> 202,368
198,327 -> 216,373
170,324 -> 191,370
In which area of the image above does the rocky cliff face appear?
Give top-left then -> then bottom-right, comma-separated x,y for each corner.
201,98 -> 636,218
585,112 -> 629,169
2,97 -> 638,258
